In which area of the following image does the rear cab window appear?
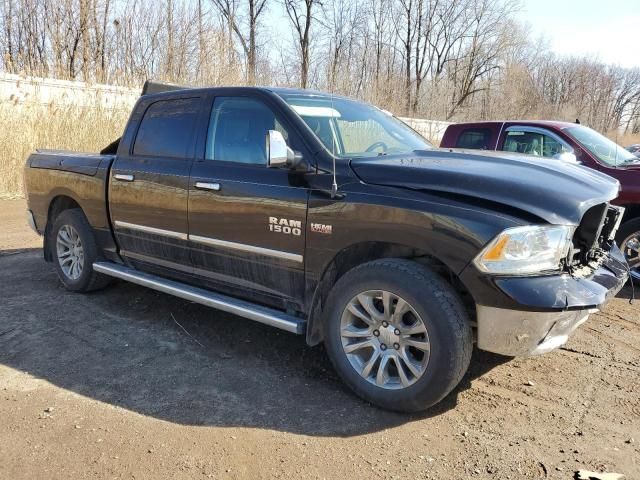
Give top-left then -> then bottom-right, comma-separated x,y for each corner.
455,128 -> 493,149
133,98 -> 201,159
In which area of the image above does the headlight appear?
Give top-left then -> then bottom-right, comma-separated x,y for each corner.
474,225 -> 574,275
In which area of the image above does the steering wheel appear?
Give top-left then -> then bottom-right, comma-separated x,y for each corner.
365,141 -> 388,153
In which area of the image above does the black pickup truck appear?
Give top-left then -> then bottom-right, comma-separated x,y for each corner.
24,83 -> 628,412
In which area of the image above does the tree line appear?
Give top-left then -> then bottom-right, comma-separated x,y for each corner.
2,0 -> 639,134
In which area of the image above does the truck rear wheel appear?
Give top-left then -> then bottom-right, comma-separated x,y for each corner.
51,209 -> 110,292
323,259 -> 472,412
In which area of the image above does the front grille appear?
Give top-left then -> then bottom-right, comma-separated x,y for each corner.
567,203 -> 624,271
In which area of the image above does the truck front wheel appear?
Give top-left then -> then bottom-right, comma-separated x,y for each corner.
51,209 -> 110,292
323,259 -> 472,412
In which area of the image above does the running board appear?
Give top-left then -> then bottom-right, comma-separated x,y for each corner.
92,262 -> 306,334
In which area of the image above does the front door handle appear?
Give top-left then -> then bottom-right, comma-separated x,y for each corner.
195,182 -> 221,191
114,173 -> 134,182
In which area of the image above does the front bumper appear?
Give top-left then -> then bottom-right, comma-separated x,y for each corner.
476,306 -> 597,356
462,245 -> 628,356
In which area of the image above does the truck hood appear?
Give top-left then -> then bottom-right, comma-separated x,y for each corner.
350,149 -> 620,225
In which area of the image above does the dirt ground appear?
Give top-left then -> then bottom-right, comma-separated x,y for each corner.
1,198 -> 639,480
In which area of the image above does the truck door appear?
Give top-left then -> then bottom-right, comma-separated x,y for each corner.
109,93 -> 206,274
188,94 -> 309,311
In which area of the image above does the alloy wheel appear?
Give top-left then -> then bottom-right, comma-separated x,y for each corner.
56,224 -> 84,280
340,290 -> 430,390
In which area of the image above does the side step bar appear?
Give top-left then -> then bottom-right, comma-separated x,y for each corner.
93,262 -> 306,334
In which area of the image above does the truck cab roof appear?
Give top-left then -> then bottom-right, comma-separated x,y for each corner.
140,81 -> 359,104
447,120 -> 579,130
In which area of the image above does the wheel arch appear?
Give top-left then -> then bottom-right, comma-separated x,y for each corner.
43,195 -> 83,262
305,241 -> 475,346
620,204 -> 640,223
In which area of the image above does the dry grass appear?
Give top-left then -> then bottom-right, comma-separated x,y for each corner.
0,102 -> 129,197
1,100 -> 638,199
611,131 -> 640,147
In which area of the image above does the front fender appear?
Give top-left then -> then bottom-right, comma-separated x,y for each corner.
302,183 -> 526,345
305,185 -> 523,282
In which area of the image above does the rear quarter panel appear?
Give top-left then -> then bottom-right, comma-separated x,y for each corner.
25,153 -> 113,233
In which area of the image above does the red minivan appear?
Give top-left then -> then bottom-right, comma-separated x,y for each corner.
440,120 -> 640,279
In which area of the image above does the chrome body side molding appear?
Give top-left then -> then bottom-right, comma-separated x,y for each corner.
189,234 -> 303,263
92,261 -> 306,334
113,221 -> 303,263
114,220 -> 188,240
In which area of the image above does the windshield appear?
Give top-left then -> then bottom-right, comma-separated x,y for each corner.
565,126 -> 637,166
278,93 -> 432,157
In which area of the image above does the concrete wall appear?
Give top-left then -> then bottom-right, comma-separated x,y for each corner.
400,117 -> 452,144
0,73 -> 450,142
0,73 -> 138,110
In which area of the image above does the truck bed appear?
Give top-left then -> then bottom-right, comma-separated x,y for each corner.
24,150 -> 115,245
29,149 -> 114,177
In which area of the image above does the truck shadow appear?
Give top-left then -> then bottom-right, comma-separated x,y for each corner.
0,250 -> 509,437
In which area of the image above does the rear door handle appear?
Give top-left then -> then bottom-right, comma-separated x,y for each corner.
114,174 -> 134,182
194,182 -> 221,191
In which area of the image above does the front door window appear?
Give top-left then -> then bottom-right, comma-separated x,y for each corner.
503,129 -> 571,159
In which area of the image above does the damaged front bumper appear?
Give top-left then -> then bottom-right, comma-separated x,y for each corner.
461,245 -> 629,357
476,306 -> 597,356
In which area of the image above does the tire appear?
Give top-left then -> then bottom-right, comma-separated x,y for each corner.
615,217 -> 640,281
323,259 -> 473,413
51,209 -> 111,292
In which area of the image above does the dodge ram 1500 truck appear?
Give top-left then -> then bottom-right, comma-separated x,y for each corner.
24,83 -> 628,412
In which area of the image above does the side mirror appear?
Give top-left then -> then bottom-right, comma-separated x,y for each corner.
266,130 -> 304,169
267,130 -> 289,168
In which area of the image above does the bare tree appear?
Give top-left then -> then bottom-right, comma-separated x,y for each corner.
211,0 -> 268,84
395,0 -> 418,114
0,0 -> 638,138
282,0 -> 316,88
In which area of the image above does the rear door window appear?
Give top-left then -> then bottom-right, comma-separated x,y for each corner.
133,98 -> 200,158
455,128 -> 493,149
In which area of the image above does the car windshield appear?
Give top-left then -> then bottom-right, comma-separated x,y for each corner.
278,93 -> 432,158
565,125 -> 638,166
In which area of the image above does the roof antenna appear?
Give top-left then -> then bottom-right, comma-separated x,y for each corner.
330,104 -> 338,197
329,41 -> 338,199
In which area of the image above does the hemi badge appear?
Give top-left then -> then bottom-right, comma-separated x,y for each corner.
311,223 -> 332,234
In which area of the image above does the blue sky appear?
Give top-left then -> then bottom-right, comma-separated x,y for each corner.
518,0 -> 640,67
